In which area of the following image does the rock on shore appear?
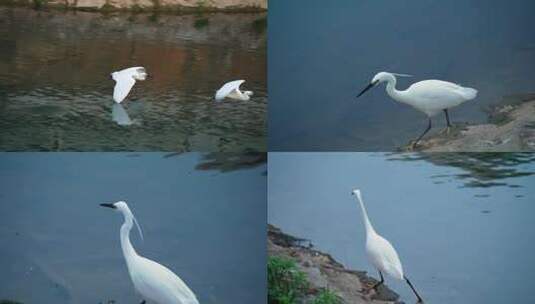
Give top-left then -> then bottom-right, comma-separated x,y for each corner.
268,225 -> 401,304
418,95 -> 535,152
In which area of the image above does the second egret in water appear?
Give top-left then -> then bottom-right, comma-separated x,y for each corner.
111,67 -> 148,103
100,201 -> 199,304
351,189 -> 423,303
215,80 -> 253,101
357,72 -> 477,148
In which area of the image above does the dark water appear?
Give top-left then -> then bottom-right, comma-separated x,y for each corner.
268,153 -> 535,304
0,153 -> 267,304
0,8 -> 267,151
268,0 -> 535,151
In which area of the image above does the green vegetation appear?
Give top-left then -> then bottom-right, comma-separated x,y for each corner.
252,16 -> 267,34
268,256 -> 341,304
130,4 -> 143,13
0,300 -> 24,304
312,290 -> 342,304
100,3 -> 117,12
147,13 -> 159,22
32,0 -> 46,9
193,17 -> 209,29
268,256 -> 308,304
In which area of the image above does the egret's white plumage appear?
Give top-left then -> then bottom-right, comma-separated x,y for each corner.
215,80 -> 253,101
111,67 -> 147,103
101,201 -> 199,304
357,72 -> 478,147
351,189 -> 423,303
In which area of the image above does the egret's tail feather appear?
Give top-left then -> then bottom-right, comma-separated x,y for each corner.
461,87 -> 478,100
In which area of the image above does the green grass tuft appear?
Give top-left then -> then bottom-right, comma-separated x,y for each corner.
312,289 -> 342,304
268,256 -> 309,304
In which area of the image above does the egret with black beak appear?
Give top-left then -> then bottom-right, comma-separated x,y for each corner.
100,201 -> 199,304
356,72 -> 477,148
351,189 -> 423,303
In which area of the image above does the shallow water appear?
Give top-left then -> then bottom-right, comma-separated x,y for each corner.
268,0 -> 535,151
0,153 -> 267,304
0,8 -> 267,151
268,153 -> 535,303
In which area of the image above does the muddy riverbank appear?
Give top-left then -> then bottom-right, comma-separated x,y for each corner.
268,225 -> 400,304
1,0 -> 266,12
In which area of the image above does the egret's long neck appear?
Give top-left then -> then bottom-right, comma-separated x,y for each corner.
385,76 -> 407,104
120,213 -> 138,264
356,195 -> 375,237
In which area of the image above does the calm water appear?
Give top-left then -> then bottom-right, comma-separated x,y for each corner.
269,0 -> 535,151
0,153 -> 267,304
268,153 -> 535,303
0,8 -> 266,151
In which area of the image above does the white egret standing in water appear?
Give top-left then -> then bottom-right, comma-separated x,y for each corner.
351,189 -> 423,303
215,80 -> 253,101
111,67 -> 148,103
356,72 -> 477,148
100,201 -> 199,304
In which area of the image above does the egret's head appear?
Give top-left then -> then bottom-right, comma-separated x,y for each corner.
100,200 -> 143,240
356,74 -> 381,98
371,72 -> 394,84
100,201 -> 129,213
351,189 -> 365,204
133,68 -> 147,81
357,72 -> 412,98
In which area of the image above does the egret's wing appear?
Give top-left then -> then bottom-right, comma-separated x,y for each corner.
133,257 -> 199,304
113,73 -> 136,103
215,79 -> 245,100
376,236 -> 404,280
120,66 -> 146,77
409,80 -> 477,105
227,88 -> 243,100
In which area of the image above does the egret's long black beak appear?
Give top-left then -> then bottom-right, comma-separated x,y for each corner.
100,203 -> 116,209
356,80 -> 378,98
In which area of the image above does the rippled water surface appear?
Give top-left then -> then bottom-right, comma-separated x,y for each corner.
269,0 -> 535,150
0,153 -> 267,304
0,8 -> 266,151
268,153 -> 535,304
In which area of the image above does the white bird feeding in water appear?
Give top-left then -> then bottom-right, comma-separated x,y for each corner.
356,72 -> 477,148
111,67 -> 148,103
215,80 -> 253,101
351,189 -> 423,303
100,201 -> 199,304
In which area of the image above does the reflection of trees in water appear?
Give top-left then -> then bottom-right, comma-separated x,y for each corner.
163,152 -> 266,173
387,153 -> 535,188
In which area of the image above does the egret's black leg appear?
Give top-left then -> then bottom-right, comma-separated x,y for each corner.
404,276 -> 423,303
443,109 -> 452,127
412,118 -> 432,148
370,270 -> 384,290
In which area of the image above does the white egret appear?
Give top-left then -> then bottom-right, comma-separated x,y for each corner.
351,189 -> 423,303
357,72 -> 478,148
100,201 -> 199,304
215,80 -> 253,101
111,67 -> 148,103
